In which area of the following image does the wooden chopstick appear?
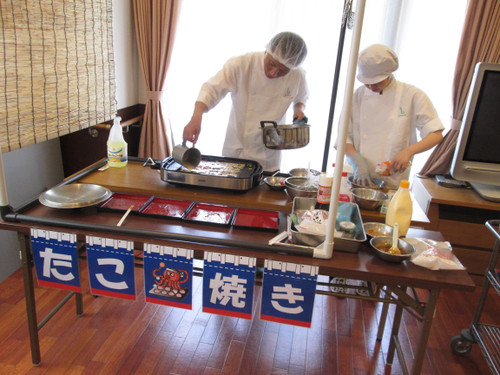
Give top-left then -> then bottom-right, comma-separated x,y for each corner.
117,205 -> 134,227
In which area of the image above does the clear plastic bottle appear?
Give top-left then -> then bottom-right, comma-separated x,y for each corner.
107,116 -> 128,167
385,180 -> 412,236
315,173 -> 333,211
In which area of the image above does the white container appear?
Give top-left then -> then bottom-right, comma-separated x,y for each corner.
339,170 -> 352,202
107,116 -> 128,167
385,180 -> 412,236
333,163 -> 352,202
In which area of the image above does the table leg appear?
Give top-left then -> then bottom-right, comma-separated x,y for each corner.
75,292 -> 83,316
411,289 -> 440,375
386,301 -> 404,366
18,233 -> 41,366
377,299 -> 390,341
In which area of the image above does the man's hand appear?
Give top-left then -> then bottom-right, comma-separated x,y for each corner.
183,101 -> 208,143
183,118 -> 201,144
348,152 -> 373,187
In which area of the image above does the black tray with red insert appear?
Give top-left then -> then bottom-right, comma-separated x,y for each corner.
139,197 -> 193,219
98,193 -> 153,213
182,203 -> 236,226
231,207 -> 280,231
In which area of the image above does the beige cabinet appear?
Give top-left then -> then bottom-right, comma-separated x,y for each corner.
412,177 -> 500,285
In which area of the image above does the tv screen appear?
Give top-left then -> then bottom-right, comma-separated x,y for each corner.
462,70 -> 500,164
451,62 -> 500,202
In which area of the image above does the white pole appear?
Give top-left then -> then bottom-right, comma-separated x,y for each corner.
314,0 -> 366,259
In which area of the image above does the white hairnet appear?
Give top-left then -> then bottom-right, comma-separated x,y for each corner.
266,32 -> 307,70
357,44 -> 399,84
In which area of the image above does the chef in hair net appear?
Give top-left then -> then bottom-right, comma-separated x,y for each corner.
183,31 -> 309,171
338,44 -> 444,189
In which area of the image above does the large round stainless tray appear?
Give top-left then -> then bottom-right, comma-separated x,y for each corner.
39,183 -> 112,209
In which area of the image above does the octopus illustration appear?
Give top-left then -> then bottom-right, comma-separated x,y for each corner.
151,262 -> 189,299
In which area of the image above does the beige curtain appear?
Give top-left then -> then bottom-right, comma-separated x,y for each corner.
0,0 -> 116,153
419,0 -> 500,177
133,0 -> 181,160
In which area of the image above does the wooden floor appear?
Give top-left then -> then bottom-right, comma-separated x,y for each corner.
0,262 -> 497,375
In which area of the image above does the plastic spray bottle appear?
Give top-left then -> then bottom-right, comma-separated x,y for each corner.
107,116 -> 128,167
385,180 -> 412,236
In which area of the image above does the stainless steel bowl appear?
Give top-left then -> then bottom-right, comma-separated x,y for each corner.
288,168 -> 321,177
364,222 -> 393,238
284,177 -> 318,200
39,183 -> 113,209
260,121 -> 310,150
351,188 -> 388,210
264,176 -> 286,191
370,236 -> 415,263
347,175 -> 386,190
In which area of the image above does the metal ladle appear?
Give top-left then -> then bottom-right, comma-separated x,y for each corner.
172,140 -> 201,170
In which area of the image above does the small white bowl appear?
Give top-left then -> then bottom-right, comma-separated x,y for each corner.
364,222 -> 393,238
264,176 -> 286,191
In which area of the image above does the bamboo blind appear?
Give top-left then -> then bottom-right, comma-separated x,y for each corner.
0,0 -> 116,152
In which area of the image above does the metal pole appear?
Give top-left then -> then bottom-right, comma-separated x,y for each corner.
321,0 -> 353,172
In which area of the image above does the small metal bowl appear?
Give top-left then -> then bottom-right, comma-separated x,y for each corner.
364,222 -> 393,238
264,176 -> 286,191
351,188 -> 388,210
284,177 -> 318,200
288,168 -> 321,178
370,236 -> 415,263
347,175 -> 386,190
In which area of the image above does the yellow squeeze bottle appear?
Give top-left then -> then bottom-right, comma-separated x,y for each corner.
107,116 -> 128,167
385,180 -> 412,236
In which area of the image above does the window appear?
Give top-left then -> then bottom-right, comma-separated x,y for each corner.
165,0 -> 466,176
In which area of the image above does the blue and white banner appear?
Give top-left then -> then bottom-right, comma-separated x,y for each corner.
86,236 -> 136,300
30,229 -> 81,292
143,244 -> 193,309
203,252 -> 256,319
260,261 -> 319,327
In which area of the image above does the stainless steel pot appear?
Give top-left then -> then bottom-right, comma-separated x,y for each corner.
260,120 -> 310,150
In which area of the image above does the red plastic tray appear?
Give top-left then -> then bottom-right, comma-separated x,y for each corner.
183,203 -> 235,226
140,198 -> 193,219
98,193 -> 152,212
232,208 -> 279,231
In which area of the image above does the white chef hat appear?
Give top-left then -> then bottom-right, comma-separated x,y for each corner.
266,32 -> 307,70
357,44 -> 399,84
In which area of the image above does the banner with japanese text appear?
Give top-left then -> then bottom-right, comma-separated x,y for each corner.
86,236 -> 136,300
30,229 -> 81,292
202,252 -> 256,319
260,260 -> 319,327
143,244 -> 193,309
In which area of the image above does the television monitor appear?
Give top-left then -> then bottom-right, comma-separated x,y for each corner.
450,62 -> 500,202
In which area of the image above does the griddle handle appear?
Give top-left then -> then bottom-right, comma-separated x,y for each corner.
260,121 -> 278,129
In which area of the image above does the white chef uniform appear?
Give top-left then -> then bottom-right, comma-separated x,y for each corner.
347,79 -> 444,188
197,52 -> 309,171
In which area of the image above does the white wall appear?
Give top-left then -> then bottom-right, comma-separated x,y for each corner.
0,0 -> 141,282
113,0 -> 144,107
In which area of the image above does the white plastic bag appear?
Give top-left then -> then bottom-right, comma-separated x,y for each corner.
405,237 -> 465,271
295,209 -> 328,235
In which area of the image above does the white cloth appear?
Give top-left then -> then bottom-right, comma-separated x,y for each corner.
197,52 -> 309,171
346,79 -> 444,188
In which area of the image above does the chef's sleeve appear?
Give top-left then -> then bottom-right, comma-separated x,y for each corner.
197,57 -> 239,110
413,90 -> 445,139
292,68 -> 310,106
